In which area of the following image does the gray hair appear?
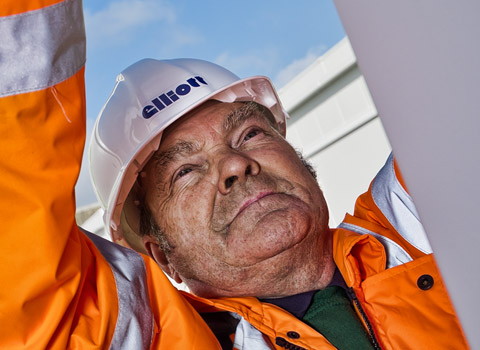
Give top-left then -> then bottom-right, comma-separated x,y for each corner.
139,203 -> 172,253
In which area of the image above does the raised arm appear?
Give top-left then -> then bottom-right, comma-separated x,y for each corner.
0,0 -> 91,348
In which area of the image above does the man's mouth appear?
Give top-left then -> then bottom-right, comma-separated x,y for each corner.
211,175 -> 298,234
219,191 -> 279,236
237,191 -> 276,217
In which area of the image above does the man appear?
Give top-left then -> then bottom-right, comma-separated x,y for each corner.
90,58 -> 468,349
0,1 -> 220,349
0,1 -> 467,350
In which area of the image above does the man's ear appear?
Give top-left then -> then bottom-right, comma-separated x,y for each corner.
142,235 -> 183,284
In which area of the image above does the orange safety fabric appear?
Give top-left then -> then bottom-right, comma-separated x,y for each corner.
0,1 -> 220,349
0,0 -> 64,16
141,256 -> 220,348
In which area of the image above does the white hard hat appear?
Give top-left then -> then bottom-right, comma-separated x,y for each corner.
89,58 -> 287,252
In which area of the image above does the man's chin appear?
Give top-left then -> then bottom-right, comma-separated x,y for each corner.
224,205 -> 314,267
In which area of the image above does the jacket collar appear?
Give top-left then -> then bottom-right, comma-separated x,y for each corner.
332,228 -> 386,288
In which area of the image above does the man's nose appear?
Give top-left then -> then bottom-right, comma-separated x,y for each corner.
218,151 -> 260,194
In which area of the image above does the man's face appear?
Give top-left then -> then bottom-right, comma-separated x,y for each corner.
142,101 -> 334,298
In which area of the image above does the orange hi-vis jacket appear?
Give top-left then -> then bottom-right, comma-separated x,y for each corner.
183,155 -> 469,350
0,1 -> 220,349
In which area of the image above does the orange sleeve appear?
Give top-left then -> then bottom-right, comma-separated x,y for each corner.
0,0 -> 63,16
0,1 -> 118,348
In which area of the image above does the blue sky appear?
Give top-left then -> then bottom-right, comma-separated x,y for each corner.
76,0 -> 346,207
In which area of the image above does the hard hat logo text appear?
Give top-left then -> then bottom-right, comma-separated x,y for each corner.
142,76 -> 208,119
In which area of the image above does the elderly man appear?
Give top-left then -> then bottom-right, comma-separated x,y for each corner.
2,0 -> 467,348
89,59 -> 468,349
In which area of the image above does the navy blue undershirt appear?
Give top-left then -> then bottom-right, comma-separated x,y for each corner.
259,268 -> 347,319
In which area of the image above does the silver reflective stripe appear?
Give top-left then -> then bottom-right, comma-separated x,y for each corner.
339,222 -> 413,269
370,153 -> 433,254
0,0 -> 86,97
83,230 -> 154,350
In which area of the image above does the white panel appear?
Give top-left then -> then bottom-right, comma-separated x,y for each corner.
314,98 -> 344,136
279,37 -> 356,111
337,77 -> 375,124
286,67 -> 378,159
333,1 -> 480,347
310,118 -> 391,226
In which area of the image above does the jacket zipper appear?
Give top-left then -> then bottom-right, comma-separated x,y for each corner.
347,287 -> 382,350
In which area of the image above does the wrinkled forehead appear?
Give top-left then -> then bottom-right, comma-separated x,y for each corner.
160,100 -> 277,144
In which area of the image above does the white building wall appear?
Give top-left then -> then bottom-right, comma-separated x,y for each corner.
279,38 -> 391,226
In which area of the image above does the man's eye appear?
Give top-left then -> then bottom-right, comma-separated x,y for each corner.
243,129 -> 261,142
176,167 -> 193,180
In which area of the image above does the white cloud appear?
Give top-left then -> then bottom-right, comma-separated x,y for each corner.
213,45 -> 329,89
214,49 -> 279,79
274,45 -> 328,88
84,0 -> 176,46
